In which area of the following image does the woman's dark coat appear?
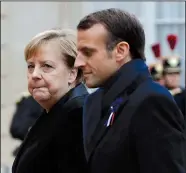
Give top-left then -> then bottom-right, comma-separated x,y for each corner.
12,84 -> 88,173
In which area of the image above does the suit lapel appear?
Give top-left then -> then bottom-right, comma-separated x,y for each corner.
83,89 -> 103,159
84,75 -> 136,161
86,94 -> 130,161
85,72 -> 139,160
84,61 -> 151,161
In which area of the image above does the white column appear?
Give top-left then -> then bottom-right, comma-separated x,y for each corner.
141,2 -> 157,64
81,2 -> 95,17
59,2 -> 70,28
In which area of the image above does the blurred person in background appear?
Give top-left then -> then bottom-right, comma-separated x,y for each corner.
75,8 -> 186,173
148,63 -> 164,86
10,91 -> 43,156
12,29 -> 88,173
162,34 -> 185,117
149,43 -> 164,86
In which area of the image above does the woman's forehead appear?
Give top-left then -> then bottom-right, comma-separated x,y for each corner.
27,42 -> 61,61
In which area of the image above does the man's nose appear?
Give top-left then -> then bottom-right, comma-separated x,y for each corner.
74,54 -> 86,68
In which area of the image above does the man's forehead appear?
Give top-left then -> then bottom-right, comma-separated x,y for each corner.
77,24 -> 108,49
77,24 -> 107,41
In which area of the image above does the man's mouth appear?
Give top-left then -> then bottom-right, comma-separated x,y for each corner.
83,72 -> 92,76
84,74 -> 91,79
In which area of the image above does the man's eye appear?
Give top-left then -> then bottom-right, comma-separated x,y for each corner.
84,50 -> 92,57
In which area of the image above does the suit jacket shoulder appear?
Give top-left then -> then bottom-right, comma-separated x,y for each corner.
129,80 -> 174,108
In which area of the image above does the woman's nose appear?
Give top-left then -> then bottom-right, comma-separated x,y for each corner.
32,67 -> 42,80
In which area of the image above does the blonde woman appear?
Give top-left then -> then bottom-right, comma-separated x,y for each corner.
12,29 -> 88,173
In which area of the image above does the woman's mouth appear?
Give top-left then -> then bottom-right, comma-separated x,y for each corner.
33,87 -> 46,92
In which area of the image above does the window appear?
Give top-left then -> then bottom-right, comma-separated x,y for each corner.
155,2 -> 185,85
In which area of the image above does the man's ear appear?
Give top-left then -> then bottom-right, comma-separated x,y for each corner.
114,41 -> 130,62
68,68 -> 78,85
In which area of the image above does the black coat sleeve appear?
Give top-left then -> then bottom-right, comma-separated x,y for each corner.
174,90 -> 185,118
10,97 -> 42,140
131,95 -> 186,173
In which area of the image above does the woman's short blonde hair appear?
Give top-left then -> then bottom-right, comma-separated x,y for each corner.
24,28 -> 82,83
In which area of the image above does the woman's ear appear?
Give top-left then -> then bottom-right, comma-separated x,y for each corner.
68,68 -> 78,85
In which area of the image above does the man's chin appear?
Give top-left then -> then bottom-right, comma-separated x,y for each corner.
85,80 -> 99,89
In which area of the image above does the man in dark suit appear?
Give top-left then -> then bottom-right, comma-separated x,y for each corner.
74,8 -> 186,173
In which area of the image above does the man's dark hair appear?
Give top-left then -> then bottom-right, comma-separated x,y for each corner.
77,8 -> 146,60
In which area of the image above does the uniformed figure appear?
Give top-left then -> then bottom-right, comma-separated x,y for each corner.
150,43 -> 164,86
10,91 -> 43,156
162,34 -> 185,117
149,63 -> 164,86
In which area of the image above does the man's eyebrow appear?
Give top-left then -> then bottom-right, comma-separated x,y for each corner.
78,46 -> 96,52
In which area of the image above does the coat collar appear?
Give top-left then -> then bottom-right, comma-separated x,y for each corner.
101,59 -> 150,112
102,59 -> 148,91
45,83 -> 88,115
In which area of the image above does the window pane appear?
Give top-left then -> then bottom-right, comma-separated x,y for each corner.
156,24 -> 185,57
156,2 -> 185,19
92,2 -> 142,18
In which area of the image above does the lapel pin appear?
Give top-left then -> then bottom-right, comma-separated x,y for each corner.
106,106 -> 115,127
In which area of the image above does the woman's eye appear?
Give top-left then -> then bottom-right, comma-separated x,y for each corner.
44,64 -> 52,68
42,64 -> 53,72
28,64 -> 34,69
27,64 -> 34,73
